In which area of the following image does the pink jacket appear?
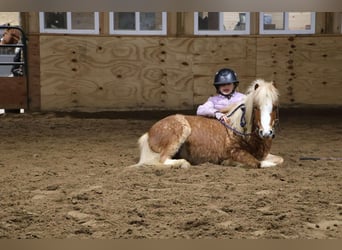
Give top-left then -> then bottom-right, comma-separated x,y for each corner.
196,92 -> 245,117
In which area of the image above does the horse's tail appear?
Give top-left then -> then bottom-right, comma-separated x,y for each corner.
130,132 -> 160,167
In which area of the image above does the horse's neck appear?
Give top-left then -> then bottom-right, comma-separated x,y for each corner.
228,102 -> 247,134
229,96 -> 254,134
224,99 -> 253,134
244,94 -> 254,133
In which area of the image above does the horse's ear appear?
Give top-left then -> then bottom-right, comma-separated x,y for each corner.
254,83 -> 259,90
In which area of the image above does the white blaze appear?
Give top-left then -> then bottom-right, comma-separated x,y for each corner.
260,101 -> 273,136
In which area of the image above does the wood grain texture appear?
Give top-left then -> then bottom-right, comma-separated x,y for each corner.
193,37 -> 256,105
39,35 -> 342,111
256,36 -> 342,105
40,36 -> 193,111
27,34 -> 40,110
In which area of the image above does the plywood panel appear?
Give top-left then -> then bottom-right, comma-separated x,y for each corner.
290,37 -> 342,105
256,37 -> 294,104
27,34 -> 40,110
40,36 -> 193,111
193,37 -> 257,106
257,36 -> 342,106
39,35 -> 342,111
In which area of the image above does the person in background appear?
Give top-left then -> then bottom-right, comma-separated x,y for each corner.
0,27 -> 20,53
10,44 -> 23,77
0,27 -> 23,76
196,68 -> 245,123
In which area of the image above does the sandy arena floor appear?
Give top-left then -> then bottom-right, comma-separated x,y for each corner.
0,109 -> 341,239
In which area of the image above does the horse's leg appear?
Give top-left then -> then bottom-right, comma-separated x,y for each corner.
132,115 -> 192,169
154,115 -> 192,169
221,159 -> 245,168
230,148 -> 261,168
164,158 -> 191,169
260,153 -> 284,168
265,153 -> 284,164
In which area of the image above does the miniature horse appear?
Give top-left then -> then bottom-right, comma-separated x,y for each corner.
132,79 -> 283,169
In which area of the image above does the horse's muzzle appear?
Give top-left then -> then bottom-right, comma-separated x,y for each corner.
258,129 -> 275,139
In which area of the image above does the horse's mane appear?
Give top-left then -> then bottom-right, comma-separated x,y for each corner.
229,79 -> 279,134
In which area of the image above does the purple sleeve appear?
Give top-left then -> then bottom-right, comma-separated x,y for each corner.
196,97 -> 218,117
236,93 -> 246,102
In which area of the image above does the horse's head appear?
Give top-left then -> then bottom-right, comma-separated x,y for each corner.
253,101 -> 279,138
246,79 -> 279,139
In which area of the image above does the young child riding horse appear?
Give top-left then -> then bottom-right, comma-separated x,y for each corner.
132,76 -> 284,169
197,68 -> 245,124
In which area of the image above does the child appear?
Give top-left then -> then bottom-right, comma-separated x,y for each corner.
196,68 -> 245,122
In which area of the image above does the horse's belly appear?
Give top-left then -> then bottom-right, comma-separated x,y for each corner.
176,134 -> 233,165
176,144 -> 229,165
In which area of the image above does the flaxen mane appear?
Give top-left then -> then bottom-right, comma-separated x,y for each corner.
229,79 -> 279,134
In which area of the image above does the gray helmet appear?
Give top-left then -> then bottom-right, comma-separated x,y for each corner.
213,68 -> 239,86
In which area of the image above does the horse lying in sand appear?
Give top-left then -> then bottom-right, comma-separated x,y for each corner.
131,79 -> 284,169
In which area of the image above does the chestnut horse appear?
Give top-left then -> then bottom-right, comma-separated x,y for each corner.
132,79 -> 283,169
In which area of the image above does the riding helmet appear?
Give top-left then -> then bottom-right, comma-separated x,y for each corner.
213,68 -> 239,86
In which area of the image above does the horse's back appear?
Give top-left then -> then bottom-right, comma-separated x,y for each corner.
148,114 -> 191,138
149,114 -> 226,138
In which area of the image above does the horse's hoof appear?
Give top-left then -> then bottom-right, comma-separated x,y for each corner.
180,162 -> 191,169
260,160 -> 277,168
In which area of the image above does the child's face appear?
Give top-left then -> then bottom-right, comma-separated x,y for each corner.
218,83 -> 234,95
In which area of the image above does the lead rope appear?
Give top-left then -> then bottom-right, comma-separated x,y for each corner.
219,104 -> 252,137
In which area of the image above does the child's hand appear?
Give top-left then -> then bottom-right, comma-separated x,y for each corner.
215,111 -> 224,120
215,112 -> 230,124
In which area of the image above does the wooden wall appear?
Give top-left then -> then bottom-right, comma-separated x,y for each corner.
40,36 -> 194,111
27,34 -> 41,110
256,36 -> 342,106
39,34 -> 342,111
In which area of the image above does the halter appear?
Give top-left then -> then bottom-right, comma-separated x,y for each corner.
219,104 -> 252,137
273,105 -> 281,133
219,103 -> 280,137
